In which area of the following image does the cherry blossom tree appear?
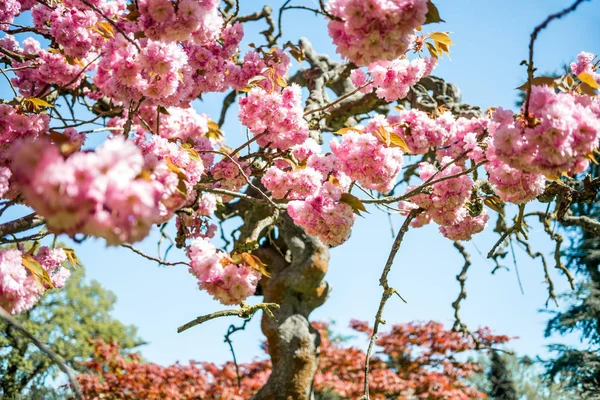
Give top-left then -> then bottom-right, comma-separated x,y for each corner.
0,0 -> 598,398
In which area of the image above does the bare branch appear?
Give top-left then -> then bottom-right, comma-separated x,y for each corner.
523,0 -> 590,119
0,213 -> 45,237
177,302 -> 279,333
451,242 -> 471,331
362,208 -> 421,399
120,243 -> 190,267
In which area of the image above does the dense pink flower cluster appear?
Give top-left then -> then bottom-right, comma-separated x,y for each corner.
306,153 -> 352,191
389,109 -> 455,154
138,0 -> 221,44
95,34 -> 188,105
262,165 -> 323,200
330,116 -> 404,193
8,37 -> 90,97
571,51 -> 599,83
0,247 -> 70,314
492,87 -> 600,178
485,142 -> 545,204
288,182 -> 355,246
31,4 -> 117,59
183,23 -> 244,94
210,157 -> 250,201
137,135 -> 205,215
238,84 -> 309,150
0,104 -> 49,163
351,57 -> 436,101
186,238 -> 260,305
327,0 -> 428,65
439,211 -> 489,241
436,116 -> 488,162
0,167 -> 11,198
10,138 -> 165,245
291,139 -> 321,163
0,0 -> 34,30
410,158 -> 473,226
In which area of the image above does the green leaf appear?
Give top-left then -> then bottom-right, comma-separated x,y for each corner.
340,193 -> 368,216
157,105 -> 170,115
424,1 -> 444,24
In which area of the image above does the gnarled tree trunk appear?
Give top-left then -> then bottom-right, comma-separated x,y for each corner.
252,216 -> 329,400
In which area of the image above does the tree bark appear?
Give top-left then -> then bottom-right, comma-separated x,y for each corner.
252,215 -> 329,400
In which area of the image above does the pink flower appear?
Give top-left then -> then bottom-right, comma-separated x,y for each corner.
330,116 -> 404,193
186,238 -> 260,305
238,84 -> 309,151
288,182 -> 356,246
327,0 -> 428,65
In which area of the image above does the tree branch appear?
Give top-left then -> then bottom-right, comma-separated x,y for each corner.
0,306 -> 83,399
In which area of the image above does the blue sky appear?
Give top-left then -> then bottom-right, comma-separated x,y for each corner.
2,0 -> 600,368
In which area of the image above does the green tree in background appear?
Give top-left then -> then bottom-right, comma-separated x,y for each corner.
488,351 -> 519,400
0,267 -> 141,398
544,163 -> 600,398
469,353 -> 576,400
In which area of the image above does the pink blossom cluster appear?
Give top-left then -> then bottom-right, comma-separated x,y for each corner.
95,34 -> 189,105
137,135 -> 205,216
238,84 -> 309,151
109,105 -> 216,167
31,4 -> 112,59
326,0 -> 428,65
6,37 -> 90,97
439,211 -> 490,241
351,57 -> 436,101
409,158 -> 473,226
388,109 -> 455,154
0,104 -> 49,163
230,48 -> 292,93
288,182 -> 356,246
291,138 -> 321,163
330,116 -> 404,193
210,157 -> 250,201
571,51 -> 599,83
491,87 -> 600,178
306,153 -> 352,191
262,165 -> 323,200
0,0 -> 35,30
0,246 -> 70,315
10,137 -> 165,245
484,142 -> 546,204
183,23 -> 245,94
138,0 -> 222,44
0,167 -> 11,198
186,238 -> 260,305
436,116 -> 489,162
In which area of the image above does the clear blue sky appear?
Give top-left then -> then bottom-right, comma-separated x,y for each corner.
2,0 -> 600,367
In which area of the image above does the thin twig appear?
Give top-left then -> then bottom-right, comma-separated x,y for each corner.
451,242 -> 471,331
523,0 -> 590,119
224,318 -> 251,390
177,303 -> 279,333
362,209 -> 421,399
120,243 -> 190,267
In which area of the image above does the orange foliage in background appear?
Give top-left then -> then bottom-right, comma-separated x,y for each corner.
78,321 -> 510,399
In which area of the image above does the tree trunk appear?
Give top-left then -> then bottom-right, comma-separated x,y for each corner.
252,215 -> 330,400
